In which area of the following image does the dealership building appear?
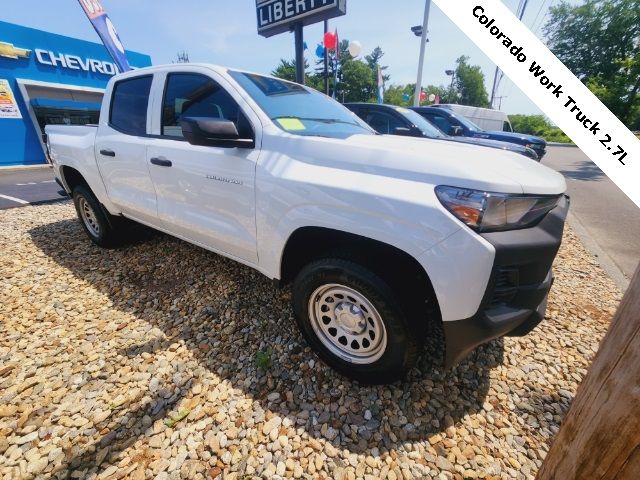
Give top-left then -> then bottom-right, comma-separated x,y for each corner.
0,21 -> 151,168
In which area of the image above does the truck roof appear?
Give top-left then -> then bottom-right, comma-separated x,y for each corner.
111,63 -> 285,83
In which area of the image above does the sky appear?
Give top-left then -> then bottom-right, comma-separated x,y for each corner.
0,0 -> 579,115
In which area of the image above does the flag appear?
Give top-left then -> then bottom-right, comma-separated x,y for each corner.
377,65 -> 384,104
77,0 -> 131,73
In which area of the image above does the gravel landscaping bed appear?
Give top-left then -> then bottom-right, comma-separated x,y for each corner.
0,202 -> 622,480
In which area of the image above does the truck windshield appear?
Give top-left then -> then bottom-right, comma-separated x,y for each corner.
396,107 -> 447,138
449,111 -> 483,132
229,71 -> 374,139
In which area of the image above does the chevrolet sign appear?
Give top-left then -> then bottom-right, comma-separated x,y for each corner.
256,0 -> 346,38
0,42 -> 31,60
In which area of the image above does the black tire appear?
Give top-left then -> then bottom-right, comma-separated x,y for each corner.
72,185 -> 125,248
292,257 -> 419,384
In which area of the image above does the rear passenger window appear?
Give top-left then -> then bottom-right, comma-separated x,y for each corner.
109,76 -> 152,136
162,73 -> 245,138
427,114 -> 452,133
366,111 -> 403,135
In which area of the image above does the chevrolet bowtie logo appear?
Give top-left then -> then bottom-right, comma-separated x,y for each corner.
0,42 -> 31,59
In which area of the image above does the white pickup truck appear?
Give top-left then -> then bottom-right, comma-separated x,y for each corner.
46,64 -> 569,384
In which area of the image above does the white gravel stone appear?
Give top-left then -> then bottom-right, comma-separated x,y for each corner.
0,202 -> 622,479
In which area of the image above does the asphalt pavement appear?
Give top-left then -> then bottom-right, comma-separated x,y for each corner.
543,145 -> 639,289
0,166 -> 66,210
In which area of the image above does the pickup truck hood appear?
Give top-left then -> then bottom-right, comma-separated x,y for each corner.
295,133 -> 565,195
447,136 -> 537,158
477,130 -> 546,146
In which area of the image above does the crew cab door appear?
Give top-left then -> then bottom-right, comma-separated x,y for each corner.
95,74 -> 159,226
145,69 -> 260,264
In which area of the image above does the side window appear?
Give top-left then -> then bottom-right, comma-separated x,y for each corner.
349,107 -> 367,122
427,114 -> 452,133
366,111 -> 403,134
162,73 -> 248,138
110,75 -> 152,136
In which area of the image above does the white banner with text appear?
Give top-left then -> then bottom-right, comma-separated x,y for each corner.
432,0 -> 640,208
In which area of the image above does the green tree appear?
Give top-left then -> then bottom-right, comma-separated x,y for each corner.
384,84 -> 413,105
544,0 -> 640,128
271,58 -> 324,91
310,41 -> 390,102
271,58 -> 297,81
510,114 -> 572,143
454,55 -> 490,107
339,60 -> 377,102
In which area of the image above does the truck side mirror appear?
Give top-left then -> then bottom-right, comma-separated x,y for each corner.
393,126 -> 417,137
180,117 -> 255,149
449,125 -> 463,136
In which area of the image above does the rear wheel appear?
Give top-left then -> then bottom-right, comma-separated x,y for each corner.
72,185 -> 124,248
292,257 -> 419,384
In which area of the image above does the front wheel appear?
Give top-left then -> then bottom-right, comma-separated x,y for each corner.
292,258 -> 419,384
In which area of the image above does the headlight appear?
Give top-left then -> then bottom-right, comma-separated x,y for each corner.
435,186 -> 561,232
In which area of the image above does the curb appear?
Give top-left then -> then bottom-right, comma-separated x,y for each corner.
0,164 -> 52,172
547,142 -> 577,147
566,211 -> 629,292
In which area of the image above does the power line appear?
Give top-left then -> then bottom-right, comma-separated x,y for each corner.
491,0 -> 529,107
533,0 -> 556,36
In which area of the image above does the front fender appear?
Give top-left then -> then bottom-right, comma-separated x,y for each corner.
258,202 -> 459,281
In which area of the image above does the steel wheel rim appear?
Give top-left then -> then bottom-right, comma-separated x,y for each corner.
78,196 -> 100,237
308,283 -> 387,364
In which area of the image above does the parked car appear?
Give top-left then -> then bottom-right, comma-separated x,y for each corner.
411,106 -> 547,159
345,103 -> 539,161
434,104 -> 513,132
46,64 -> 568,383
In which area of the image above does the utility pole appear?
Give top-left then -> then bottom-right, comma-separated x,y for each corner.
537,266 -> 640,480
491,0 -> 529,107
293,23 -> 305,85
494,95 -> 507,110
323,20 -> 329,95
413,0 -> 432,107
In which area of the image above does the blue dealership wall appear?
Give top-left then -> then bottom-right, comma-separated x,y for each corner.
0,21 -> 151,167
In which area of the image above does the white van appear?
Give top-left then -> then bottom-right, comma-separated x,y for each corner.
434,104 -> 513,132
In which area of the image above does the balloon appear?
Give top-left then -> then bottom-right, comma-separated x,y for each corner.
324,31 -> 337,50
348,40 -> 362,57
303,41 -> 308,51
315,44 -> 325,58
402,93 -> 411,102
428,93 -> 436,102
419,91 -> 427,102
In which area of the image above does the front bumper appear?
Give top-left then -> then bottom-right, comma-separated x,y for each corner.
531,145 -> 547,159
443,194 -> 569,367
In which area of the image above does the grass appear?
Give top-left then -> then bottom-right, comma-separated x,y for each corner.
254,348 -> 273,370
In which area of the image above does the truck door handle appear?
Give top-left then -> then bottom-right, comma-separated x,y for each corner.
150,157 -> 172,167
100,149 -> 115,157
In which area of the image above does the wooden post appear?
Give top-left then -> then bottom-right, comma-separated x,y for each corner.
537,266 -> 640,479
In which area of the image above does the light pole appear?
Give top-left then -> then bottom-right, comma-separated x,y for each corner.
412,0 -> 432,107
445,69 -> 455,103
445,69 -> 455,90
